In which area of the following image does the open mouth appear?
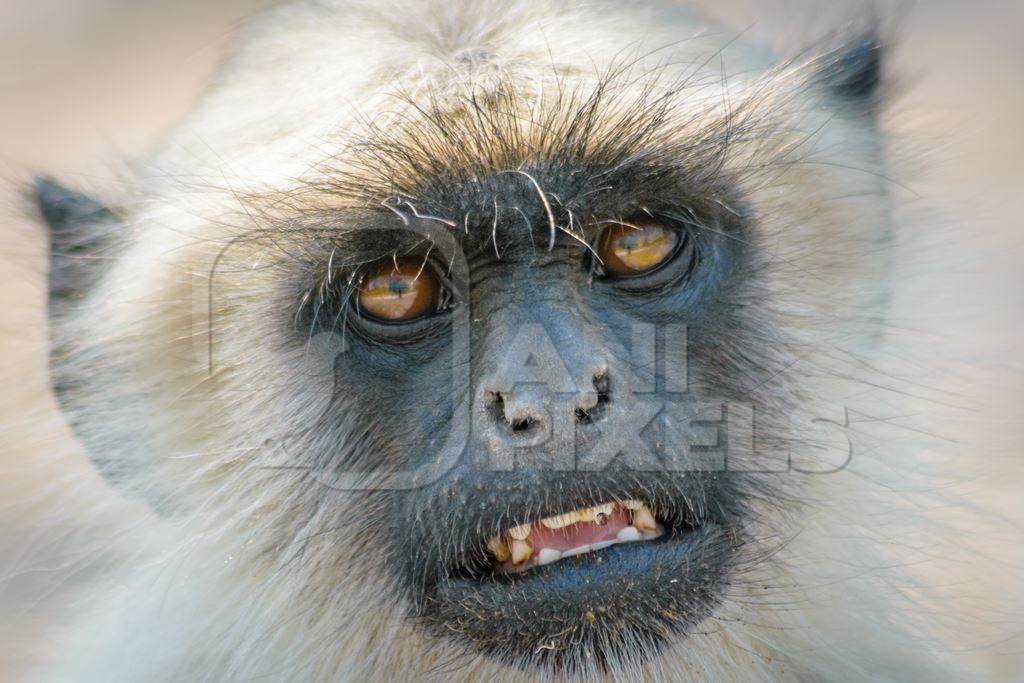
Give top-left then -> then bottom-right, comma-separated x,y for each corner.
414,480 -> 737,673
485,500 -> 665,573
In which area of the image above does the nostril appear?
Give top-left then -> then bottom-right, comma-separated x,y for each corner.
593,372 -> 611,405
576,371 -> 611,425
510,416 -> 536,433
486,390 -> 507,425
486,389 -> 544,436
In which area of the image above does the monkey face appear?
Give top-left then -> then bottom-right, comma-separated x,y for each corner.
39,9 -> 893,676
311,188 -> 761,671
262,149 -> 803,671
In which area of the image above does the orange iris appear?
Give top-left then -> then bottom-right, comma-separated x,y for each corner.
596,221 -> 679,276
357,257 -> 440,322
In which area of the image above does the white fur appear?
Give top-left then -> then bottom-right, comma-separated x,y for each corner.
38,1 -> 997,680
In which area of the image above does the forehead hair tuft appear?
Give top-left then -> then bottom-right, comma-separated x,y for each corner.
252,56 -> 818,232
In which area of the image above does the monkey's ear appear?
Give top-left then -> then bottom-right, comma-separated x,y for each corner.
817,35 -> 884,102
35,177 -> 138,494
33,176 -> 120,308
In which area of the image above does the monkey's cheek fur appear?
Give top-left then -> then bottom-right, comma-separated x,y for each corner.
420,524 -> 730,671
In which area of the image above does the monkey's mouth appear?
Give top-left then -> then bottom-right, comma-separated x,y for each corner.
419,489 -> 732,672
484,500 -> 665,573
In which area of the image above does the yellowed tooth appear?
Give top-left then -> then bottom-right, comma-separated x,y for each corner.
508,524 -> 531,540
632,505 -> 658,532
511,539 -> 533,565
620,500 -> 643,510
487,536 -> 511,562
542,502 -> 617,528
541,511 -> 581,529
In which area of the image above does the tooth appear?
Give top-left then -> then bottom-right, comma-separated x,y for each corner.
511,539 -> 532,565
586,503 -> 615,524
508,524 -> 531,540
487,536 -> 511,562
537,548 -> 562,565
616,526 -> 641,542
632,506 -> 657,532
541,511 -> 580,529
620,500 -> 643,510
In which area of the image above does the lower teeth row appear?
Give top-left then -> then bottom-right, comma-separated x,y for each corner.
528,525 -> 663,568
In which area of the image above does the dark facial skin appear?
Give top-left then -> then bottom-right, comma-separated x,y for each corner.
284,164 -> 792,673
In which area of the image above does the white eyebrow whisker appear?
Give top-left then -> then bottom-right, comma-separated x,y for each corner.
381,197 -> 411,225
592,219 -> 645,231
412,245 -> 432,282
492,198 -> 501,259
400,199 -> 457,227
502,169 -> 557,251
557,223 -> 600,261
326,248 -> 336,286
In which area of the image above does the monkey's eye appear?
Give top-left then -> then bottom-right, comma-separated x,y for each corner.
356,257 -> 442,323
595,221 -> 680,277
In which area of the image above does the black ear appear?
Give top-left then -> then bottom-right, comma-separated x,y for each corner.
33,176 -> 120,308
35,177 -> 136,492
818,36 -> 884,101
